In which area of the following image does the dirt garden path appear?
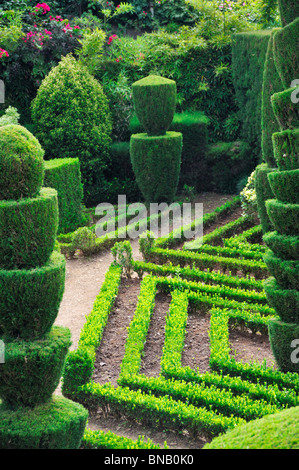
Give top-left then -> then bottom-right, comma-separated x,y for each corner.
53,193 -> 256,449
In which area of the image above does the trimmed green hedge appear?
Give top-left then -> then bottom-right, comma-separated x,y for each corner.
44,158 -> 83,234
272,129 -> 299,170
264,277 -> 299,323
268,169 -> 299,203
273,18 -> 299,88
130,132 -> 182,203
81,428 -> 167,450
271,88 -> 299,131
254,163 -> 275,234
0,251 -> 65,341
0,327 -> 71,408
278,0 -> 299,26
263,250 -> 299,290
269,320 -> 299,373
261,29 -> 282,168
204,405 -> 299,449
231,30 -> 272,158
0,125 -> 44,201
0,187 -> 58,269
263,231 -> 299,260
0,395 -> 88,449
132,75 -> 177,136
266,199 -> 299,235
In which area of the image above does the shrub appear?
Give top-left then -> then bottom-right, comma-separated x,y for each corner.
0,124 -> 44,201
264,277 -> 299,323
272,129 -> 299,170
271,88 -> 299,131
267,169 -> 299,204
273,18 -> 299,88
254,163 -> 275,233
269,320 -> 299,373
31,54 -> 112,207
130,131 -> 182,203
0,187 -> 58,269
0,106 -> 20,126
278,0 -> 299,25
0,326 -> 71,408
204,405 -> 299,449
44,158 -> 84,234
266,199 -> 299,236
132,75 -> 177,136
263,250 -> 299,291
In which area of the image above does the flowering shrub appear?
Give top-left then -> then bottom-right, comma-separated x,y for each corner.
0,48 -> 9,60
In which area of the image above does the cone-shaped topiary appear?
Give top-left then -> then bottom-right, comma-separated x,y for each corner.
31,54 -> 112,207
0,125 -> 88,448
0,125 -> 44,201
130,75 -> 182,204
262,5 -> 299,373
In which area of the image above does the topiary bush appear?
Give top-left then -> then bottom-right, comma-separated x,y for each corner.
31,54 -> 112,207
254,163 -> 275,233
0,125 -> 87,448
0,125 -> 44,201
130,75 -> 182,204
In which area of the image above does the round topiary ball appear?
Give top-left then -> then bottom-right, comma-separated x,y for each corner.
0,125 -> 44,201
31,54 -> 112,207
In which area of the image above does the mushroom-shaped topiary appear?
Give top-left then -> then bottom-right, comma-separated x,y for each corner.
0,125 -> 44,201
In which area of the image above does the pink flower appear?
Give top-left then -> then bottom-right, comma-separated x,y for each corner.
0,48 -> 9,58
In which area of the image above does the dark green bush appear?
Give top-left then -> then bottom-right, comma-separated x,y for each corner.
271,88 -> 299,131
268,319 -> 299,373
278,0 -> 299,25
273,18 -> 299,88
263,250 -> 299,290
0,187 -> 58,269
272,129 -> 299,170
44,158 -> 84,234
264,277 -> 299,323
263,231 -> 299,260
261,29 -> 283,168
254,163 -> 275,233
266,199 -> 299,235
132,75 -> 177,136
0,327 -> 71,408
0,395 -> 88,449
204,405 -> 299,449
0,125 -> 44,201
130,132 -> 182,203
267,169 -> 299,203
206,140 -> 254,194
130,111 -> 210,191
231,30 -> 272,158
31,55 -> 112,207
0,252 -> 65,341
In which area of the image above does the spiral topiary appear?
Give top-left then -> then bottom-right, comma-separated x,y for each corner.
130,75 -> 182,204
262,5 -> 299,373
0,125 -> 88,448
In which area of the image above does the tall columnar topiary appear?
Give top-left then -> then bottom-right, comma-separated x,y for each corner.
0,125 -> 88,448
130,75 -> 182,204
262,9 -> 299,373
31,54 -> 112,208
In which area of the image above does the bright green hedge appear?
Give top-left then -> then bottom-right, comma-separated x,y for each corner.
261,29 -> 282,168
266,199 -> 299,235
269,320 -> 299,373
44,158 -> 83,234
0,187 -> 58,269
0,125 -> 44,201
0,251 -> 66,341
132,75 -> 177,136
0,395 -> 88,449
0,327 -> 71,408
272,129 -> 299,170
267,169 -> 299,203
130,132 -> 182,203
204,405 -> 299,449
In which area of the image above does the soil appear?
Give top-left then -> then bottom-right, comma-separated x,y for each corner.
54,192 -> 276,450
